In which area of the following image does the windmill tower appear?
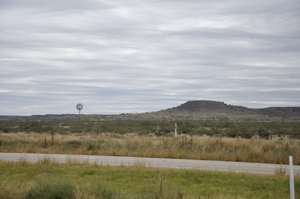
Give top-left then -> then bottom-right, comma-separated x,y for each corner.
76,103 -> 84,120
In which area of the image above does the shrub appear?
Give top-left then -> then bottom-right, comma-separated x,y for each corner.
25,181 -> 75,199
95,188 -> 116,199
65,140 -> 82,148
79,183 -> 122,199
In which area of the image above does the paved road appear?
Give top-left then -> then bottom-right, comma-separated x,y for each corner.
1,152 -> 299,175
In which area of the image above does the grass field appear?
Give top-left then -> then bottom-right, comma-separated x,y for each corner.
0,160 -> 299,199
0,132 -> 299,165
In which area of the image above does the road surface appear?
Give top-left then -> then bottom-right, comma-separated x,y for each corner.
0,152 -> 299,175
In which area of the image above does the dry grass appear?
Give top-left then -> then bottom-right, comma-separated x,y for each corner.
0,132 -> 299,164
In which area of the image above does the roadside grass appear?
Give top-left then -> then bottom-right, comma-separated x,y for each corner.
0,160 -> 299,199
25,180 -> 75,199
0,132 -> 299,164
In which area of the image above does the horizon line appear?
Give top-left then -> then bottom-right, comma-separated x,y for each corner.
1,100 -> 300,117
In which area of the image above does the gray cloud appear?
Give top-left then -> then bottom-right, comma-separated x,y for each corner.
0,0 -> 300,115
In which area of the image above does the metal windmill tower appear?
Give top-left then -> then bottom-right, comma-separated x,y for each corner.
76,103 -> 84,119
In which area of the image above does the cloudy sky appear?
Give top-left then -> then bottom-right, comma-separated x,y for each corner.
0,0 -> 300,115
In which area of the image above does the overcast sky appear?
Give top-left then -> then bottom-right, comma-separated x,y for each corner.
0,0 -> 300,115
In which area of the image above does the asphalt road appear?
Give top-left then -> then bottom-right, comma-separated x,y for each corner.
1,152 -> 299,175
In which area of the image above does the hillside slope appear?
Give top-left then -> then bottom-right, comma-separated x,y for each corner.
137,100 -> 300,120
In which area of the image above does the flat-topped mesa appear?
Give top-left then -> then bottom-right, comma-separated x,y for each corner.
154,100 -> 261,119
174,100 -> 228,112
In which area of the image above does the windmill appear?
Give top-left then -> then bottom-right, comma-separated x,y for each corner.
76,103 -> 84,120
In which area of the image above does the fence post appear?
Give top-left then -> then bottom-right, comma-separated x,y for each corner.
289,156 -> 295,199
174,122 -> 178,137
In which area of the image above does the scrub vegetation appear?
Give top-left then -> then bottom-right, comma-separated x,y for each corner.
1,119 -> 300,138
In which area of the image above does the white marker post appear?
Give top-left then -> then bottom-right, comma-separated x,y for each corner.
174,122 -> 178,137
289,156 -> 295,199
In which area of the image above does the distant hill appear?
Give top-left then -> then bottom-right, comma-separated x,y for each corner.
165,100 -> 252,114
1,100 -> 300,121
136,100 -> 300,120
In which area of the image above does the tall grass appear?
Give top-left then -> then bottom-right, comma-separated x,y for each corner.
0,133 -> 299,164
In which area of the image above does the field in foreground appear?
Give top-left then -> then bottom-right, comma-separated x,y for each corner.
0,161 -> 299,199
0,133 -> 300,164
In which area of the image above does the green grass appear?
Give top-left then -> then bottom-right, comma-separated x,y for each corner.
24,181 -> 75,199
0,161 -> 299,199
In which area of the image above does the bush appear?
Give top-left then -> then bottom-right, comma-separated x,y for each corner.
65,140 -> 82,148
79,183 -> 123,199
95,188 -> 116,199
25,181 -> 75,199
